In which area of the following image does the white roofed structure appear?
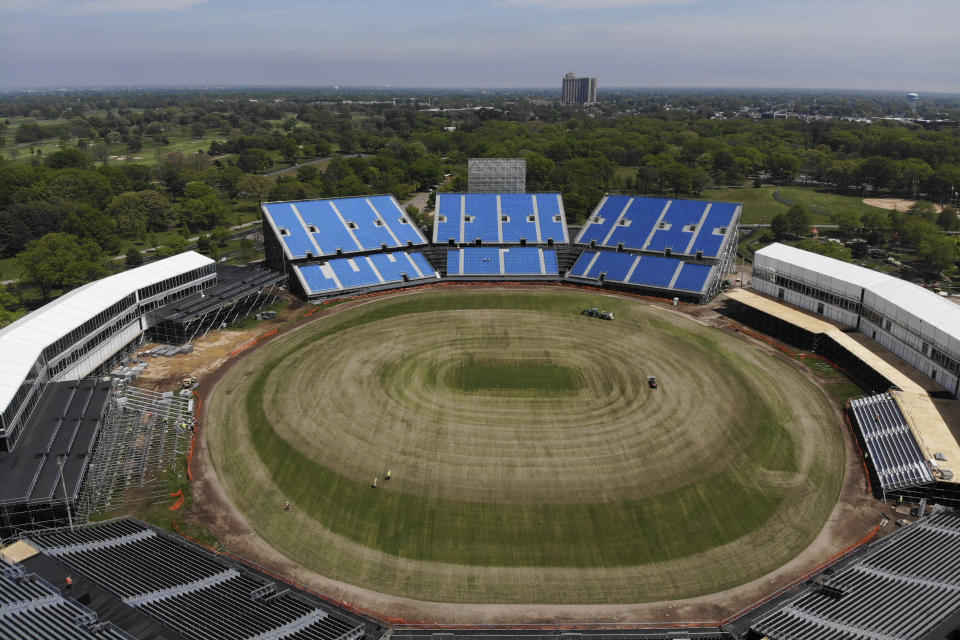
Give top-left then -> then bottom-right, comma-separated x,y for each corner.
0,252 -> 215,450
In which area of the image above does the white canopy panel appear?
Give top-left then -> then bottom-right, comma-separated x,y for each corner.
0,252 -> 214,416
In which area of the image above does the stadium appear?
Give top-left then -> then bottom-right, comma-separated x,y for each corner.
2,172 -> 960,638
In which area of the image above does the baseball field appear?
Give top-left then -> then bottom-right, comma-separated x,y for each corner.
205,288 -> 844,604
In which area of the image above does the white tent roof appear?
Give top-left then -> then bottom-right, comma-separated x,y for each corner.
0,252 -> 214,418
756,242 -> 960,348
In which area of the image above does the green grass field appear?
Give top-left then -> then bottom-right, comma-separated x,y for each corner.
205,288 -> 845,604
698,185 -> 888,225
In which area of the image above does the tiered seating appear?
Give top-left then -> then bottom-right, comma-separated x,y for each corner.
263,196 -> 428,259
448,248 -> 558,277
1,565 -> 133,640
293,251 -> 438,296
750,512 -> 960,640
27,518 -> 366,640
567,250 -> 716,295
850,394 -> 934,490
433,193 -> 568,244
576,196 -> 739,259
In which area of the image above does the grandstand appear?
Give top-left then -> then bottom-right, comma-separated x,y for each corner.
433,193 -> 569,245
2,517 -> 378,640
0,554 -> 135,639
262,196 -> 439,300
849,393 -> 934,492
569,195 -> 740,302
746,510 -> 960,640
447,247 -> 559,279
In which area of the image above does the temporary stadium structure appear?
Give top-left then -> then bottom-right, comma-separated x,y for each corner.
0,252 -> 215,453
262,193 -> 741,303
261,195 -> 440,300
753,242 -> 960,398
4,517 -> 377,640
568,195 -> 741,302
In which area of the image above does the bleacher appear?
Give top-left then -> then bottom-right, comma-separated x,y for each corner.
447,247 -> 559,277
1,560 -> 134,640
749,511 -> 960,640
25,518 -> 367,640
849,393 -> 934,491
263,196 -> 428,260
293,251 -> 439,296
567,250 -> 715,295
576,195 -> 739,259
433,193 -> 568,244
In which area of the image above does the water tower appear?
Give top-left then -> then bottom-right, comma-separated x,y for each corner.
908,92 -> 919,115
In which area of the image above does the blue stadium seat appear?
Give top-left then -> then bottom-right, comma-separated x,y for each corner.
569,251 -> 597,277
534,193 -> 567,242
262,203 -> 316,259
463,194 -> 499,242
460,247 -> 502,274
629,256 -> 682,288
369,252 -> 416,282
410,252 -> 435,276
543,249 -> 558,273
446,249 -> 461,275
576,196 -> 631,246
367,195 -> 426,246
499,194 -> 538,243
295,264 -> 340,294
672,263 -> 714,292
328,257 -> 380,289
295,200 -> 362,255
435,193 -> 462,243
645,200 -> 708,254
605,198 -> 670,250
333,197 -> 397,250
586,251 -> 637,282
688,202 -> 738,258
503,247 -> 544,274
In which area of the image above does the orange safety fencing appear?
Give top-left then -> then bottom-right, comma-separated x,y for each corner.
186,391 -> 201,481
229,328 -> 281,357
168,489 -> 185,511
302,306 -> 320,318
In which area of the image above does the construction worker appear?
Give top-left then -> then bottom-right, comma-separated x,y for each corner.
283,500 -> 290,511
386,470 -> 392,481
372,476 -> 378,488
65,576 -> 73,594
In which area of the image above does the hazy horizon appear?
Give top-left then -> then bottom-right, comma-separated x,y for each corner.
1,0 -> 957,94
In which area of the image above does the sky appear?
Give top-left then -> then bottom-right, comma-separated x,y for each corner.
0,0 -> 957,92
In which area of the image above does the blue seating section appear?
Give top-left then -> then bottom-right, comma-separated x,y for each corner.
576,196 -> 739,258
294,251 -> 437,296
629,255 -> 682,288
672,262 -> 714,292
448,248 -> 558,277
567,250 -> 715,294
264,196 -> 428,259
689,201 -> 738,257
262,202 -> 318,258
604,198 -> 670,250
433,193 -> 568,244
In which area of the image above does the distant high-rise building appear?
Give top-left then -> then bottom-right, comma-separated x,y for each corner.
561,73 -> 597,105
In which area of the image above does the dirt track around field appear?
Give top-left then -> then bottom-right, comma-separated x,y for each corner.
188,284 -> 879,623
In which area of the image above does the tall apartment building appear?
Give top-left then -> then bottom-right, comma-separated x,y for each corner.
561,73 -> 598,104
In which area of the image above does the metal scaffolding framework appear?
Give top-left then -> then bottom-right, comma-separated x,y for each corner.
467,158 -> 526,193
75,384 -> 193,522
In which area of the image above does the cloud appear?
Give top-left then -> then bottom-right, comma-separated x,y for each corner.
0,0 -> 206,14
494,0 -> 698,7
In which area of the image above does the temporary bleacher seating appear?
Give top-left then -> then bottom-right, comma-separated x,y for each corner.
568,250 -> 714,294
849,393 -> 934,490
750,512 -> 960,640
447,247 -> 559,277
576,195 -> 738,259
26,519 -> 365,640
263,196 -> 428,260
294,251 -> 438,296
434,193 -> 568,244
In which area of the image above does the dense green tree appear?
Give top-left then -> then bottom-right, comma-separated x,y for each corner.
833,210 -> 861,236
125,247 -> 144,268
180,182 -> 228,230
794,238 -> 852,261
917,235 -> 957,274
936,208 -> 960,232
237,174 -> 274,203
770,213 -> 790,240
785,203 -> 813,238
0,284 -> 24,329
15,232 -> 108,299
63,205 -> 120,254
44,148 -> 92,170
237,148 -> 273,173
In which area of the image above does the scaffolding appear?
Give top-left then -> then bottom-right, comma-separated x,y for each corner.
74,384 -> 193,522
467,158 -> 526,193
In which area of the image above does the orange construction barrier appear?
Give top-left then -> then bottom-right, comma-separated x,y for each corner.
168,489 -> 185,511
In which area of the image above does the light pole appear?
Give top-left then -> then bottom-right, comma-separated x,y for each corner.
57,455 -> 74,531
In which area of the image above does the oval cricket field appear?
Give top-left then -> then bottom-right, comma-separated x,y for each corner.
205,288 -> 844,604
